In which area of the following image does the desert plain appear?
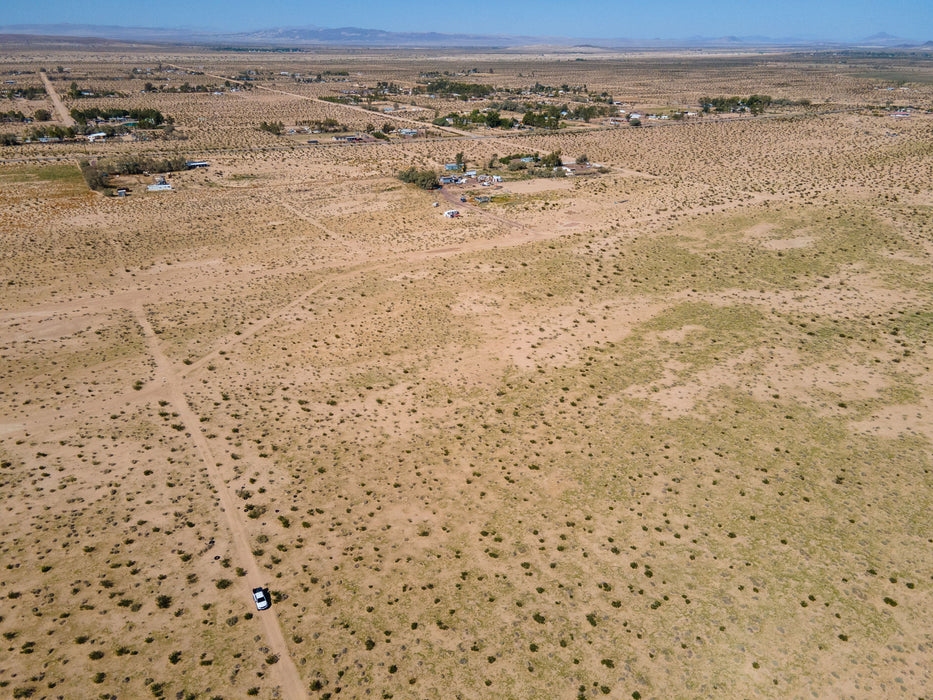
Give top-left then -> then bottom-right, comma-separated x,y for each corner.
1,40 -> 932,699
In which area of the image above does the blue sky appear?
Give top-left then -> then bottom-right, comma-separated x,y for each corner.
6,0 -> 932,41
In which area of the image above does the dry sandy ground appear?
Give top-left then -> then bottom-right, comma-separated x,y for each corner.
1,47 -> 932,700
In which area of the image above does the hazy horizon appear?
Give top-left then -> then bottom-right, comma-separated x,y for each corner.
3,0 -> 932,43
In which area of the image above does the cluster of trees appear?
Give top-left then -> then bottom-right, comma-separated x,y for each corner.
487,100 -> 525,113
362,122 -> 395,136
297,118 -> 348,133
700,94 -> 773,115
0,110 -> 29,123
397,167 -> 439,190
3,117 -> 167,144
258,121 -> 284,135
27,125 -> 75,140
78,160 -> 108,191
539,150 -> 563,168
417,78 -> 494,99
566,104 -> 613,122
493,150 -> 563,173
433,110 -> 516,129
1,86 -> 45,100
297,71 -> 349,83
496,152 -> 537,165
522,106 -> 564,129
375,81 -> 402,95
102,155 -> 188,176
527,82 -> 583,95
70,107 -> 167,127
142,81 -> 221,94
319,95 -> 356,105
78,155 -> 189,192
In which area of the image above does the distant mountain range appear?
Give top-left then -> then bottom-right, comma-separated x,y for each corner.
0,23 -> 929,49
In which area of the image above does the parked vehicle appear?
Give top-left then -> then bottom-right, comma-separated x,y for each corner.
252,587 -> 270,610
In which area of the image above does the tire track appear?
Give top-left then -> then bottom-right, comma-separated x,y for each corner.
132,300 -> 307,699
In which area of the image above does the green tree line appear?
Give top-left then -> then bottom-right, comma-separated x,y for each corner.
70,107 -> 167,127
397,167 -> 439,190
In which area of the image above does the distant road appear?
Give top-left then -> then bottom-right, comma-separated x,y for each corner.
38,70 -> 76,127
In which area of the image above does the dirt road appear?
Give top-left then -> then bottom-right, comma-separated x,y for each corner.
106,238 -> 307,698
132,302 -> 307,699
38,70 -> 76,127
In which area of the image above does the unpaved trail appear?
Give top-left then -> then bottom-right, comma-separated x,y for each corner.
107,239 -> 307,698
38,70 -> 76,127
132,301 -> 307,699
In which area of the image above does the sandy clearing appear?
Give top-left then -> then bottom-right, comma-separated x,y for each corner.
503,178 -> 576,194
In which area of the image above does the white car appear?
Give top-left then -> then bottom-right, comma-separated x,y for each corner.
252,587 -> 270,611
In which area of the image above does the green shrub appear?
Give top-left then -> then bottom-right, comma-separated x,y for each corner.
397,167 -> 439,190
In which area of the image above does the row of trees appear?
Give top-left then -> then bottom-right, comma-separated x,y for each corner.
0,125 -> 75,144
142,81 -> 220,94
1,86 -> 45,100
2,117 -> 173,144
79,160 -> 108,190
78,155 -> 189,192
566,104 -> 613,122
102,155 -> 188,176
416,78 -> 494,99
70,107 -> 167,127
522,107 -> 563,129
297,118 -> 348,133
27,125 -> 75,140
1,109 -> 50,123
700,94 -> 773,115
433,109 -> 517,129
